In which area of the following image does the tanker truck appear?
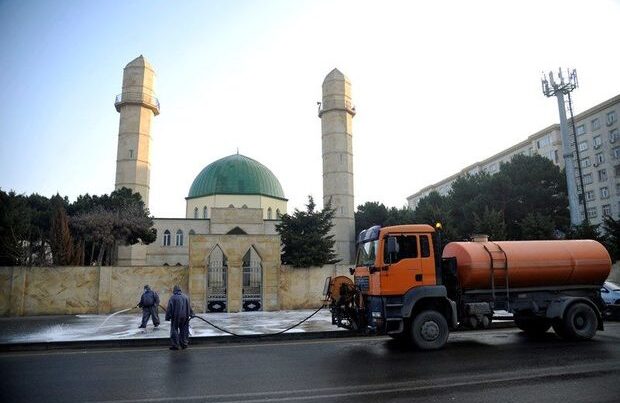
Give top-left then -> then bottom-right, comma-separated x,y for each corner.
324,224 -> 612,350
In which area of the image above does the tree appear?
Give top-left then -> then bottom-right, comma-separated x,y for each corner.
276,196 -> 339,267
0,190 -> 32,265
602,216 -> 620,261
519,212 -> 556,240
354,202 -> 389,236
49,195 -> 79,265
473,207 -> 507,241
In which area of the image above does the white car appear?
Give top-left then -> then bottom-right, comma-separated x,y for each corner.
601,281 -> 620,305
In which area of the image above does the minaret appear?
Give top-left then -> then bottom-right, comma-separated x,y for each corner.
114,55 -> 159,208
319,68 -> 356,264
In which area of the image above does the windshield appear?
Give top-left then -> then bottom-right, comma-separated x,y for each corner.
356,240 -> 378,266
606,281 -> 620,291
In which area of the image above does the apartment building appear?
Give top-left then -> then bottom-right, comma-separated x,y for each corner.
407,94 -> 620,227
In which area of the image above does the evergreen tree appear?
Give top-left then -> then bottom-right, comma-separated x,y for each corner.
602,216 -> 620,261
276,196 -> 339,267
49,195 -> 77,265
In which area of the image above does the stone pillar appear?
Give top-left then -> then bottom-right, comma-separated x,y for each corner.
319,68 -> 356,264
114,55 -> 159,208
227,258 -> 243,312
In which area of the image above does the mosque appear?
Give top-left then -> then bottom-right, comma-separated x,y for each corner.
112,56 -> 356,312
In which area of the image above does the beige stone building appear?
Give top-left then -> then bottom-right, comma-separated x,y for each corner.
112,56 -> 357,312
407,94 -> 620,227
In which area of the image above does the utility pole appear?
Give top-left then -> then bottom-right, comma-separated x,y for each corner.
541,68 -> 583,226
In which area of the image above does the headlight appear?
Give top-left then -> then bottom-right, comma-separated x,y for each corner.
372,311 -> 382,318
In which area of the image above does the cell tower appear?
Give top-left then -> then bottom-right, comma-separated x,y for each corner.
541,68 -> 584,226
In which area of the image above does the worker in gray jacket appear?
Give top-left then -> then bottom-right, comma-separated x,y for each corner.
165,285 -> 194,350
138,285 -> 160,328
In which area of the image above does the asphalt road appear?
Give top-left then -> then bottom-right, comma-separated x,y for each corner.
1,323 -> 620,403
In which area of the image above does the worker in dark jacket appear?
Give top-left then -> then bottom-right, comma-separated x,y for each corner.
165,285 -> 194,350
138,285 -> 160,329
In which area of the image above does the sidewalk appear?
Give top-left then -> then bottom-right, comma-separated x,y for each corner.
0,309 -> 346,350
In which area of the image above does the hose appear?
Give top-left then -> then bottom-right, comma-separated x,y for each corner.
159,302 -> 326,338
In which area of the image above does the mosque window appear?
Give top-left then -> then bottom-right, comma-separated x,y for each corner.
189,229 -> 196,235
176,229 -> 184,246
203,206 -> 208,218
228,204 -> 235,208
276,208 -> 281,218
194,207 -> 198,219
163,230 -> 171,246
267,207 -> 272,219
129,149 -> 134,159
242,204 -> 248,208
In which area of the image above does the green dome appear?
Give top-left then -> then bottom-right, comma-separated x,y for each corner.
187,154 -> 286,200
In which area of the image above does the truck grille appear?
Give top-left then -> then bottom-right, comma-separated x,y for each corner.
355,275 -> 369,292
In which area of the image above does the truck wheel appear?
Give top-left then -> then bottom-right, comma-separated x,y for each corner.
410,310 -> 449,350
558,302 -> 598,341
514,316 -> 551,336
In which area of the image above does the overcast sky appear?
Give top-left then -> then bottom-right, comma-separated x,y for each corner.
1,0 -> 620,217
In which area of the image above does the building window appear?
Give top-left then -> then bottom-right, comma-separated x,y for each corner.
591,118 -> 600,131
203,206 -> 208,218
194,207 -> 198,219
601,187 -> 610,199
607,110 -> 617,126
595,152 -> 604,165
189,229 -> 195,235
242,204 -> 248,208
577,141 -> 588,152
598,169 -> 608,182
580,157 -> 591,168
602,204 -> 611,217
176,229 -> 183,246
616,183 -> 620,196
587,207 -> 598,219
163,230 -> 171,246
583,173 -> 593,185
267,207 -> 272,219
228,204 -> 234,208
615,164 -> 620,177
585,190 -> 595,201
576,124 -> 585,135
537,135 -> 551,149
614,148 -> 620,160
610,128 -> 619,144
129,149 -> 134,159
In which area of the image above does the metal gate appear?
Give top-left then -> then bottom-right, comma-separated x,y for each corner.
207,246 -> 227,312
242,247 -> 262,311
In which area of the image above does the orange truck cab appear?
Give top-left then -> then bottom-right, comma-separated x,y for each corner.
326,224 -> 611,350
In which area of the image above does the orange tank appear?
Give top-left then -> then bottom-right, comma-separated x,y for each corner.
442,240 -> 611,290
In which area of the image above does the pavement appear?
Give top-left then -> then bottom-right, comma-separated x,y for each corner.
0,307 -> 516,351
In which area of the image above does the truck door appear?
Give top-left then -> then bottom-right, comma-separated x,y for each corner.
382,234 -> 422,295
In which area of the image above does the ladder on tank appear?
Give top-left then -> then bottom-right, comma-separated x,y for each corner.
482,242 -> 510,311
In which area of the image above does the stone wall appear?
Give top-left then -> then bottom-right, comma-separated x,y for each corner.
0,264 -> 345,316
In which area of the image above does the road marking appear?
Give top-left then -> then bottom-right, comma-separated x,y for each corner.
90,360 -> 620,403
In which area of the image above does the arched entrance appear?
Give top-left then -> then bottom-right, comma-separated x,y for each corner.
207,245 -> 227,312
242,246 -> 262,311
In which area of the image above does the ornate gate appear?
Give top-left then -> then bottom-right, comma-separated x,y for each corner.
207,246 -> 227,312
242,247 -> 262,311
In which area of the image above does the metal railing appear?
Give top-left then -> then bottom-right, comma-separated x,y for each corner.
115,92 -> 160,113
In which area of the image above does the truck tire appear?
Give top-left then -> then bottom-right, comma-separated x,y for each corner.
410,310 -> 449,350
514,316 -> 551,336
554,302 -> 598,341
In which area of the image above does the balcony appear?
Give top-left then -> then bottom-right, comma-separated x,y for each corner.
115,93 -> 160,115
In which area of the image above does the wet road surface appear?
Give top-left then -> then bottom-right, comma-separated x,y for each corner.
1,323 -> 619,402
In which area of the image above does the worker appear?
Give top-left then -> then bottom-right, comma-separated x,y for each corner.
165,285 -> 194,350
138,285 -> 160,329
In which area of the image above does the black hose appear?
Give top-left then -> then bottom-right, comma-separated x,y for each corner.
158,302 -> 326,337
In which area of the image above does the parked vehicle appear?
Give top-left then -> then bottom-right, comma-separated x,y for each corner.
601,281 -> 620,320
325,224 -> 612,350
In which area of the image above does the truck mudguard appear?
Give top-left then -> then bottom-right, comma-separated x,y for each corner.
401,286 -> 458,328
545,296 -> 604,330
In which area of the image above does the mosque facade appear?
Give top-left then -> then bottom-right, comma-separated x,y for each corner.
113,56 -> 355,312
